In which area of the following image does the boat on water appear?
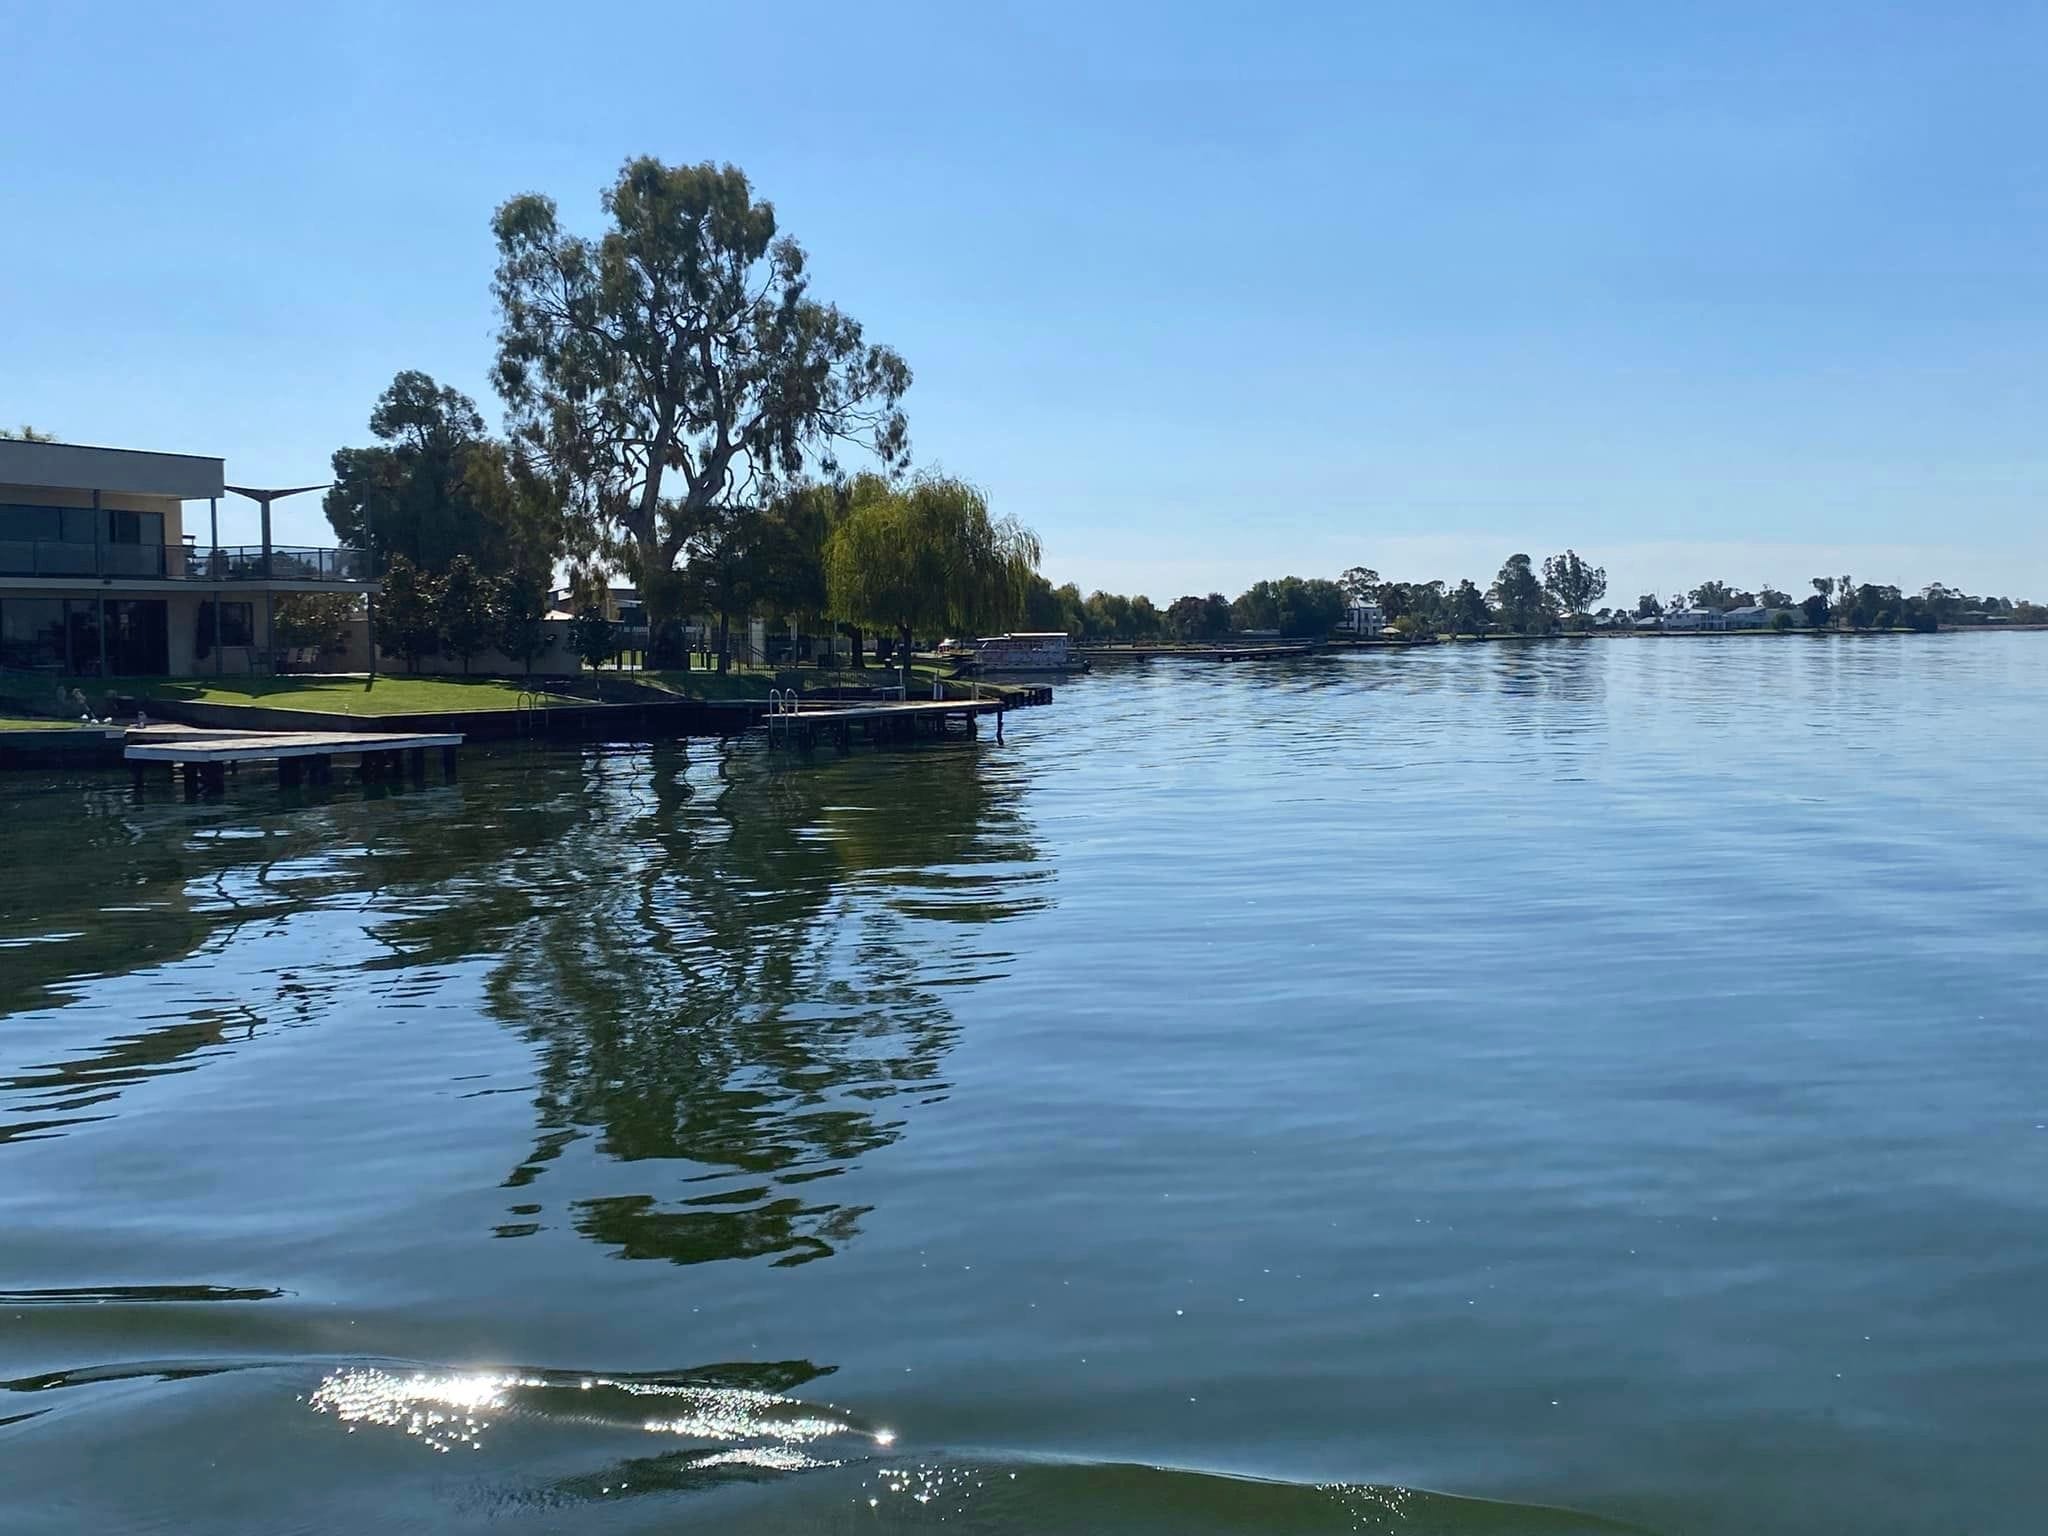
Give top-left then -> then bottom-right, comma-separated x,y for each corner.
943,631 -> 1090,676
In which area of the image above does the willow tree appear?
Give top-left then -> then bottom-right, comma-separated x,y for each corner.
490,158 -> 911,662
824,475 -> 1040,692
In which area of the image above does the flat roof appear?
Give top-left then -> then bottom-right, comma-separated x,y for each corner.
0,438 -> 226,500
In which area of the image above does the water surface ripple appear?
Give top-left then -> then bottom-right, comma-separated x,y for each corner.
2,635 -> 2045,1534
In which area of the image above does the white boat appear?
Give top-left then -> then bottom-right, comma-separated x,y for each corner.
958,631 -> 1088,675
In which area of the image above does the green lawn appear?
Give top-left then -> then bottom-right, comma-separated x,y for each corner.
2,674 -> 576,717
639,669 -> 781,701
3,661 -> 1017,722
0,716 -> 104,731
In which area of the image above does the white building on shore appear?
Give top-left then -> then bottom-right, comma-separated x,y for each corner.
1337,599 -> 1387,636
1661,605 -> 1730,632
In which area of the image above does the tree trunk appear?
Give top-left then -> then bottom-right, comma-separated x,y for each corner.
716,611 -> 731,675
638,525 -> 692,669
898,622 -> 913,696
844,624 -> 864,669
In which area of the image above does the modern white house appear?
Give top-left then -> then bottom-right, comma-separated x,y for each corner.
0,438 -> 374,678
1661,605 -> 1730,632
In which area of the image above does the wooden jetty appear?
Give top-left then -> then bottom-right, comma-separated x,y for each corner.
1212,643 -> 1315,662
761,695 -> 1006,751
125,725 -> 464,795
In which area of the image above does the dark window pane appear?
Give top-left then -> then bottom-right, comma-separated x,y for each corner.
61,508 -> 96,544
220,602 -> 254,647
64,599 -> 100,675
106,599 -> 169,674
0,598 -> 68,670
0,505 -> 62,542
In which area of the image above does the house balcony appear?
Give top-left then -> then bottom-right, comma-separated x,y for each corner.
0,542 -> 372,584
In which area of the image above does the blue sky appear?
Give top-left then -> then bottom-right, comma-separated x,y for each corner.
6,1 -> 2046,603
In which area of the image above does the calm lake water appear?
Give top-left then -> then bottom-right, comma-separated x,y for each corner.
3,635 -> 2045,1535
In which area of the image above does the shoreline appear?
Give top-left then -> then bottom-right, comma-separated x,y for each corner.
1079,623 -> 2048,658
0,668 -> 1052,770
2,625 -> 2037,770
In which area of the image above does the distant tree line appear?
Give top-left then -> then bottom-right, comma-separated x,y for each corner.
1630,576 -> 2045,632
1018,553 -> 1610,642
1020,553 -> 2043,644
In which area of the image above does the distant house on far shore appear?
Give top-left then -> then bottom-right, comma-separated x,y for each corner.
1724,604 -> 1770,629
1336,600 -> 1386,636
1662,605 -> 1729,631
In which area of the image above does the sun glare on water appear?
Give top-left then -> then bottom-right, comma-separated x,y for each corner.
306,1365 -> 891,1473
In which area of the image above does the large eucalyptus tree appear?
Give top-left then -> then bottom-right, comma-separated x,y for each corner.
491,158 -> 910,659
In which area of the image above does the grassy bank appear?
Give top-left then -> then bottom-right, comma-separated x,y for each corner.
1,660 -> 1040,726
0,716 -> 104,731
1,674 -> 578,717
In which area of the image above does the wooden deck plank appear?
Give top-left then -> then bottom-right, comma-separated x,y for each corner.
781,699 -> 1004,724
126,730 -> 462,763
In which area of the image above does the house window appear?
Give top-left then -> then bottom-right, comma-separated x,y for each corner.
64,599 -> 99,674
196,600 -> 255,658
0,597 -> 68,670
0,505 -> 63,543
0,504 -> 165,545
108,509 -> 164,545
218,601 -> 254,646
105,599 -> 169,675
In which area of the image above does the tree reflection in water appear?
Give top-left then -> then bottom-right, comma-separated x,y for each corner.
467,742 -> 1044,1268
0,741 -> 1044,1268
